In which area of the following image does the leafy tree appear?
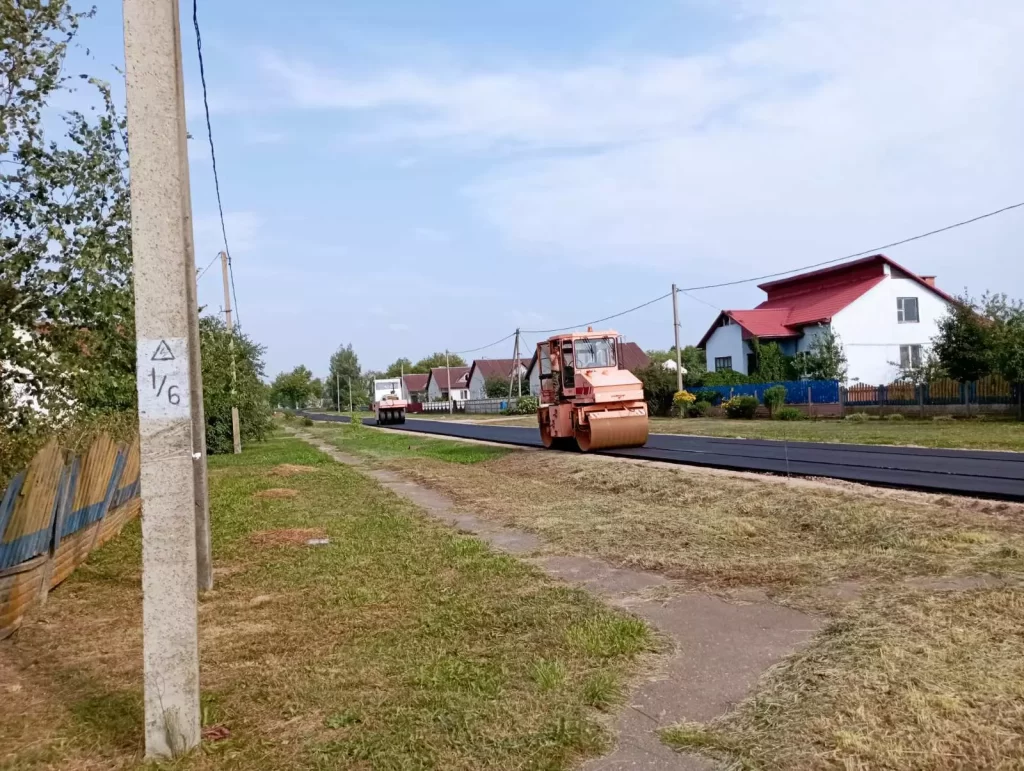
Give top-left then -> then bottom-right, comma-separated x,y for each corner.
635,363 -> 677,416
326,344 -> 361,410
645,346 -> 708,384
384,357 -> 418,377
414,352 -> 466,371
270,365 -> 315,409
981,293 -> 1024,419
932,295 -> 991,384
309,377 -> 324,407
762,384 -> 787,417
199,317 -> 272,454
2,2 -> 134,429
484,375 -> 509,398
802,328 -> 848,381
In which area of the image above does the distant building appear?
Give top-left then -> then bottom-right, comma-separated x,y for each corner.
401,373 -> 429,403
524,342 -> 651,396
696,254 -> 955,384
425,367 -> 471,402
466,358 -> 530,400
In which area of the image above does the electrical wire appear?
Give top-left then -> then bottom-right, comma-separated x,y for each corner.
193,0 -> 240,326
196,251 -> 219,280
451,331 -> 517,356
522,292 -> 672,335
678,201 -> 1024,294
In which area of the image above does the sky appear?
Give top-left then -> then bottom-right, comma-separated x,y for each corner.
74,0 -> 1024,377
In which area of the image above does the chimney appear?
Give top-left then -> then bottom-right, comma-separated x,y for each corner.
920,275 -> 936,287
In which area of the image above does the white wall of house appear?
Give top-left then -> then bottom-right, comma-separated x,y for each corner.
468,365 -> 527,400
426,378 -> 445,401
704,322 -> 748,374
427,377 -> 470,401
831,276 -> 951,384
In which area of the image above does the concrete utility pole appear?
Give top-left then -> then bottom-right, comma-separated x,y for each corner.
348,376 -> 353,413
508,329 -> 522,400
446,349 -> 453,414
220,252 -> 241,454
671,284 -> 684,392
335,369 -> 340,412
123,0 -> 201,757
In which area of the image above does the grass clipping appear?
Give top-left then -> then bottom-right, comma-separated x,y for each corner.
664,587 -> 1024,769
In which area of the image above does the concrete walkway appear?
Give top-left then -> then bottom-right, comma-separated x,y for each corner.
294,431 -> 822,770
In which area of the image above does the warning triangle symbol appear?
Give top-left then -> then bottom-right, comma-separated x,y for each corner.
151,340 -> 175,361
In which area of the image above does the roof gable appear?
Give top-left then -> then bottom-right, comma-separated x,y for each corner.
426,366 -> 470,391
401,373 -> 428,392
467,358 -> 530,384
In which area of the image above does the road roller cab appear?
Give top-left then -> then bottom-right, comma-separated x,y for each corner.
536,329 -> 649,452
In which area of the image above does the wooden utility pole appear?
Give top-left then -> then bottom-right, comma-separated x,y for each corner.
508,329 -> 522,400
335,369 -> 340,412
220,252 -> 241,454
671,284 -> 683,392
348,377 -> 353,413
123,0 -> 201,756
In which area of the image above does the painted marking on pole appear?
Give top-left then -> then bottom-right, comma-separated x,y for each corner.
137,337 -> 190,419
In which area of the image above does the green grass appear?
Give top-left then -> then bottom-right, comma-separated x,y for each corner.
0,433 -> 651,770
651,416 -> 1024,451
307,419 -> 512,464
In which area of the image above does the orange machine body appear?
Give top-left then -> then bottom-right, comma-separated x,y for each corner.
536,329 -> 649,452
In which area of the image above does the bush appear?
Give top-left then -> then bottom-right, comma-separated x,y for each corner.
636,364 -> 677,416
689,401 -> 711,418
883,413 -> 906,421
302,417 -> 314,427
689,389 -> 723,406
932,414 -> 956,422
505,395 -> 539,415
763,385 -> 787,417
723,395 -> 759,419
775,406 -> 805,421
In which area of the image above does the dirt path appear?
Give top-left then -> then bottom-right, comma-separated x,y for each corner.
293,430 -> 822,770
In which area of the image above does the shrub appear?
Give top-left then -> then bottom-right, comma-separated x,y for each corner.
883,413 -> 906,421
763,385 -> 787,417
505,395 -> 539,415
775,406 -> 805,421
932,414 -> 956,422
673,390 -> 696,416
845,413 -> 870,422
723,395 -> 759,419
689,389 -> 723,406
636,363 -> 677,416
689,401 -> 711,418
302,417 -> 314,427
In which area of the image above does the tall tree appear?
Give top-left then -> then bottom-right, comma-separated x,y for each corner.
384,357 -> 417,377
802,328 -> 848,381
326,344 -> 362,410
270,366 -> 315,409
414,352 -> 466,371
932,296 -> 991,384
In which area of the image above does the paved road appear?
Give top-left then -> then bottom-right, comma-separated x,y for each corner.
302,413 -> 1024,501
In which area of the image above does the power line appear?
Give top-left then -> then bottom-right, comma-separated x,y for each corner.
196,251 -> 218,280
192,0 -> 240,326
678,201 -> 1024,294
522,292 -> 672,335
451,331 -> 517,356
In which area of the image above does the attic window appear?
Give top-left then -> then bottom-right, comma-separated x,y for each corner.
897,297 -> 919,323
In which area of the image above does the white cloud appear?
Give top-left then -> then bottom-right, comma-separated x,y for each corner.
240,1 -> 1024,290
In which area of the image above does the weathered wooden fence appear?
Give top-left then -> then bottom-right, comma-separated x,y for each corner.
0,434 -> 141,640
843,375 -> 1021,408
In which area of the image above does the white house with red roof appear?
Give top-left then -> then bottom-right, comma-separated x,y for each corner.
425,366 -> 471,401
697,254 -> 956,385
466,358 -> 530,400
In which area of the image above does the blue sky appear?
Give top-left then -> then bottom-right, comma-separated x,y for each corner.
77,0 -> 1024,377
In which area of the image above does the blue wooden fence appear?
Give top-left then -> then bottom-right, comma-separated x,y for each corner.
691,380 -> 840,405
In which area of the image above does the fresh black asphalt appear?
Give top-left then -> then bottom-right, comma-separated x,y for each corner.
300,412 -> 1024,501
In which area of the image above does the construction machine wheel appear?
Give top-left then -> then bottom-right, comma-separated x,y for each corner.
576,412 -> 648,452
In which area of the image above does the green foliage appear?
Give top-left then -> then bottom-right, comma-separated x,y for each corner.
703,369 -> 754,386
723,395 -> 759,419
270,365 -> 316,409
932,296 -> 992,384
302,417 -> 314,427
775,406 -> 805,421
689,389 -> 723,406
845,413 -> 875,422
199,317 -> 272,455
982,294 -> 1024,387
750,340 -> 792,382
635,363 -> 677,416
484,375 -> 510,398
883,413 -> 906,421
646,346 -> 707,384
505,395 -> 538,415
325,344 -> 362,409
689,400 -> 711,418
762,385 -> 787,417
801,328 -> 848,381
2,4 -> 134,431
673,390 -> 696,407
384,357 -> 417,378
414,352 -> 466,371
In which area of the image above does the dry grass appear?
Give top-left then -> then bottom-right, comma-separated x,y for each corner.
664,587 -> 1024,769
267,463 -> 318,477
248,527 -> 326,546
0,435 -> 653,770
252,487 -> 300,500
395,451 -> 1024,594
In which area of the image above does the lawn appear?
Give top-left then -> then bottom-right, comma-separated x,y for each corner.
0,434 -> 653,770
651,416 -> 1024,451
373,443 -> 1024,770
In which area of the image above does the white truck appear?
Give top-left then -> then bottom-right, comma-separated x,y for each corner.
372,378 -> 407,425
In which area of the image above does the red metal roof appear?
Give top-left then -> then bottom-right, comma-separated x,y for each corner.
401,373 -> 428,393
467,358 -> 530,383
426,366 -> 470,391
697,254 -> 953,348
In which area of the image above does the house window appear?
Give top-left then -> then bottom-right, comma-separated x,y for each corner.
900,345 -> 922,369
714,356 -> 733,371
897,297 -> 919,323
